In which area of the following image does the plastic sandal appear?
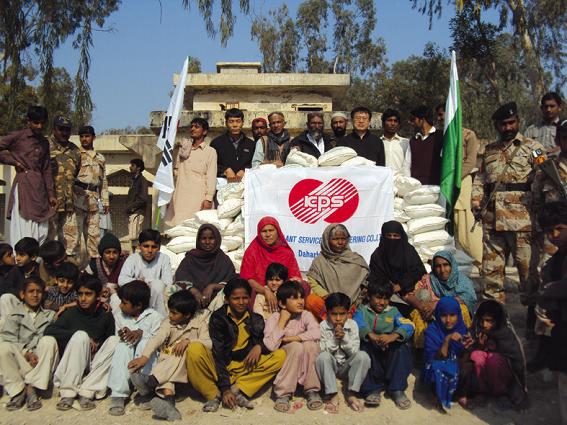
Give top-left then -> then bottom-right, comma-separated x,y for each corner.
235,393 -> 254,410
274,395 -> 291,413
389,391 -> 411,410
56,397 -> 75,411
6,391 -> 26,411
364,391 -> 381,406
203,398 -> 221,413
26,392 -> 42,412
305,391 -> 323,411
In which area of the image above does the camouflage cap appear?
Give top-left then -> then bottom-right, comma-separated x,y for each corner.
54,115 -> 72,128
492,102 -> 517,121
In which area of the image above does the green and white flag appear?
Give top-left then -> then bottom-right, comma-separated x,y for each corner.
440,50 -> 463,218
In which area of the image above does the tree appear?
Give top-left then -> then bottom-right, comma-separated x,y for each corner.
411,0 -> 567,102
187,56 -> 202,73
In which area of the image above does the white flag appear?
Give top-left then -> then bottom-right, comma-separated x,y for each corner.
153,57 -> 189,215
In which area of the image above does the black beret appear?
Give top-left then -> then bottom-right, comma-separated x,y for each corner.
492,102 -> 518,121
78,125 -> 95,136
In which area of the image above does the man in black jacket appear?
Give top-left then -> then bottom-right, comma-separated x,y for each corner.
338,106 -> 385,165
210,108 -> 255,182
290,112 -> 335,159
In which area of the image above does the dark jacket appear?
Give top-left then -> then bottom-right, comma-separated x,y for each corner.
210,132 -> 256,176
337,131 -> 385,166
126,173 -> 148,215
209,304 -> 268,391
44,304 -> 115,352
290,131 -> 335,159
1,263 -> 40,297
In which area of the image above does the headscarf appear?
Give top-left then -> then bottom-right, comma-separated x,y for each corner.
174,224 -> 236,292
423,296 -> 468,364
265,130 -> 292,162
307,223 -> 369,301
240,216 -> 301,285
430,250 -> 477,313
368,221 -> 426,293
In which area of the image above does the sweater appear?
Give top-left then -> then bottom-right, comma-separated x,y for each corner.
353,304 -> 414,342
44,304 -> 115,352
337,131 -> 385,166
409,129 -> 444,185
210,132 -> 256,176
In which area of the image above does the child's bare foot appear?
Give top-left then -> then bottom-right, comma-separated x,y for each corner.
346,395 -> 364,412
324,394 -> 339,414
457,396 -> 471,410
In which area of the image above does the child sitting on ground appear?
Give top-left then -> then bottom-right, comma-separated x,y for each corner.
263,281 -> 322,412
354,283 -> 414,410
128,289 -> 210,421
0,242 -> 16,296
253,262 -> 288,320
38,240 -> 70,287
45,274 -> 117,411
107,280 -> 163,416
44,262 -> 79,316
316,292 -> 371,414
85,232 -> 126,294
185,278 -> 285,413
0,277 -> 58,411
463,300 -> 527,409
422,296 -> 473,413
118,229 -> 172,317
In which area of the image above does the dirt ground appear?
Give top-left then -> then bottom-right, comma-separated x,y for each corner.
0,275 -> 561,425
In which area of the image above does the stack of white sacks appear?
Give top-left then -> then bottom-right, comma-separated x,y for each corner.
160,181 -> 246,274
158,146 -> 474,276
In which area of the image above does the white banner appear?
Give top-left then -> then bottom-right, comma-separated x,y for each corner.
154,57 -> 189,214
244,165 -> 395,272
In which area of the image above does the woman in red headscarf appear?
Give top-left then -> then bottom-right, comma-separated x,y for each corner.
240,216 -> 302,313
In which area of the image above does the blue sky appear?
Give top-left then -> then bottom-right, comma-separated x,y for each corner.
53,0 -> 458,131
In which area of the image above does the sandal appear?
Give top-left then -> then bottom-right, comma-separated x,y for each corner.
78,395 -> 96,411
389,391 -> 411,410
26,391 -> 42,412
203,397 -> 221,413
274,395 -> 291,413
235,393 -> 254,410
108,397 -> 125,416
364,391 -> 381,406
305,391 -> 323,411
56,397 -> 75,411
6,391 -> 26,411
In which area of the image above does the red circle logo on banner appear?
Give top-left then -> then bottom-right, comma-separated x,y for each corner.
288,178 -> 360,224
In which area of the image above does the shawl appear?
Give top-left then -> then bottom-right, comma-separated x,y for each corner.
368,221 -> 426,293
430,250 -> 477,313
423,296 -> 468,364
90,256 -> 125,286
240,216 -> 301,285
307,223 -> 369,301
174,224 -> 236,292
265,130 -> 291,162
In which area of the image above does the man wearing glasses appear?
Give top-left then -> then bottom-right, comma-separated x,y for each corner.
337,106 -> 385,166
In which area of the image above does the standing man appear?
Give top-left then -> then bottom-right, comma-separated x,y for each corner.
210,108 -> 255,182
338,106 -> 385,165
408,106 -> 444,185
126,159 -> 148,253
74,125 -> 109,261
0,106 -> 56,245
380,109 -> 411,177
251,112 -> 292,167
251,118 -> 268,142
525,92 -> 563,155
49,115 -> 81,258
290,112 -> 334,158
472,102 -> 543,311
329,112 -> 348,145
436,104 -> 482,264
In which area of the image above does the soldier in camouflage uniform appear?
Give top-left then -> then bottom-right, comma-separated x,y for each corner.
472,102 -> 543,307
74,126 -> 109,260
48,115 -> 81,257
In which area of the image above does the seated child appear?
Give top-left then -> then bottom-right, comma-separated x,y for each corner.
422,296 -> 473,413
354,283 -> 414,409
44,262 -> 79,316
85,232 -> 126,293
0,242 -> 15,295
128,289 -> 210,421
316,292 -> 371,413
45,274 -> 117,411
253,262 -> 288,319
0,240 -> 27,322
107,280 -> 163,416
38,240 -> 70,287
263,281 -> 322,412
0,277 -> 58,411
185,278 -> 285,413
465,300 -> 527,408
118,229 -> 172,317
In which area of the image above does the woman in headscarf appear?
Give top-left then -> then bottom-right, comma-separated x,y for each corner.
240,216 -> 302,312
368,221 -> 427,318
411,250 -> 476,347
422,297 -> 472,413
305,223 -> 369,320
174,224 -> 237,309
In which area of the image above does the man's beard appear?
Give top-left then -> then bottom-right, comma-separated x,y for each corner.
502,130 -> 518,142
309,129 -> 323,140
333,127 -> 346,138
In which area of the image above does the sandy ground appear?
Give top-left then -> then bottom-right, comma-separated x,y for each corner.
0,275 -> 561,425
